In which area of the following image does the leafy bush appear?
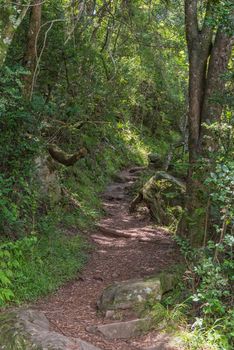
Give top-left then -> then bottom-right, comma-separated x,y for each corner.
0,66 -> 39,237
0,237 -> 37,305
0,232 -> 88,305
174,235 -> 233,349
167,162 -> 234,349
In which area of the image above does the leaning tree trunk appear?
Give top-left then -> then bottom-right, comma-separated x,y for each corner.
180,0 -> 234,245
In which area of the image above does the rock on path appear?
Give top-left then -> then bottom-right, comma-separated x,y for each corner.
0,309 -> 102,350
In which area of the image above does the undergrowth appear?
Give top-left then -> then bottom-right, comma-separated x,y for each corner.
0,231 -> 88,306
58,121 -> 151,229
0,66 -> 181,308
0,116 -> 154,307
142,161 -> 234,350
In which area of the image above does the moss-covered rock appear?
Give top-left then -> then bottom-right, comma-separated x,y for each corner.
0,310 -> 42,350
98,278 -> 162,312
130,171 -> 186,226
148,153 -> 164,169
35,156 -> 62,204
98,271 -> 181,313
0,309 -> 101,350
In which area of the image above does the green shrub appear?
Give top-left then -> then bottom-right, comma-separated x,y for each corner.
0,232 -> 88,305
0,237 -> 37,305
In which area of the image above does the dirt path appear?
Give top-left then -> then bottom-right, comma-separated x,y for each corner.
36,167 -> 181,350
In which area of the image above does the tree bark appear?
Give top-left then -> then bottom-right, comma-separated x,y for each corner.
200,29 -> 234,144
185,0 -> 213,161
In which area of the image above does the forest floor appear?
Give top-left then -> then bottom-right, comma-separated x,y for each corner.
35,167 -> 182,350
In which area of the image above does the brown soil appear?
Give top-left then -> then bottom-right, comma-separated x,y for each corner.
35,167 -> 182,350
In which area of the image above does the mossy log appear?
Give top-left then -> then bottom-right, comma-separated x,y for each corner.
48,144 -> 87,166
130,171 -> 186,225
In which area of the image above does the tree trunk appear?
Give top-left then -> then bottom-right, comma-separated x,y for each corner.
180,0 -> 234,245
0,1 -> 31,67
200,29 -> 234,150
23,0 -> 42,99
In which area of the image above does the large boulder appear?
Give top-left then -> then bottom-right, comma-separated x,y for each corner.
130,171 -> 186,225
98,272 -> 179,313
35,156 -> 62,203
98,278 -> 161,312
0,309 -> 102,350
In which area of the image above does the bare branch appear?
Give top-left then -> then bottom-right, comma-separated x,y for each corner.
64,0 -> 86,45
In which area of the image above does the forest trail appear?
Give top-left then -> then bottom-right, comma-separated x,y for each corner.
35,167 -> 181,350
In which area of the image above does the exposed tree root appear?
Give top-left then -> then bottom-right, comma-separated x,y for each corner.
96,224 -> 131,238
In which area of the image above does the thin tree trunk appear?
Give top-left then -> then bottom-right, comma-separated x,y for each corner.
23,0 -> 42,98
0,1 -> 31,66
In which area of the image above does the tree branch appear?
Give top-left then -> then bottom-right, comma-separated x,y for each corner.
48,144 -> 87,166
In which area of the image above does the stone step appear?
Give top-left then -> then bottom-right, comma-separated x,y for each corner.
129,166 -> 146,174
86,318 -> 156,340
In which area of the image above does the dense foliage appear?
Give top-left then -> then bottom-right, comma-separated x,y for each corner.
0,1 -> 233,349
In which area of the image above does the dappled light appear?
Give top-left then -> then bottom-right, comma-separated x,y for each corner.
0,1 -> 233,350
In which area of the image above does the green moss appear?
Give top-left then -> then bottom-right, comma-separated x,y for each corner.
0,312 -> 40,350
159,266 -> 185,293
